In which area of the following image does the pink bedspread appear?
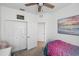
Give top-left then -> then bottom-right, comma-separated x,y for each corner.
48,40 -> 79,56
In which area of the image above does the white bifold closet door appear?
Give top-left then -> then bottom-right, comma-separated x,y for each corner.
2,20 -> 27,52
27,22 -> 37,50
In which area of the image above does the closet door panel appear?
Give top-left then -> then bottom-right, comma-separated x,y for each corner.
2,21 -> 27,52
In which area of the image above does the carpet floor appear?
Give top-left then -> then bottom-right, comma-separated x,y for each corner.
14,41 -> 44,56
14,47 -> 44,56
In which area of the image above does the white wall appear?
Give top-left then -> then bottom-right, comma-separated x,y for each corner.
36,13 -> 57,43
35,12 -> 59,45
47,4 -> 79,46
0,6 -> 52,51
0,6 -> 38,52
36,13 -> 56,44
1,3 -> 79,52
0,6 -> 1,40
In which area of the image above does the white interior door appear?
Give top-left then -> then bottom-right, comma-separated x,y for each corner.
27,22 -> 37,50
15,21 -> 27,51
3,21 -> 27,52
38,23 -> 45,42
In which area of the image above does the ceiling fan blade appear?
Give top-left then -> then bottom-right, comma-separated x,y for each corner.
38,6 -> 42,12
25,3 -> 37,6
43,3 -> 54,8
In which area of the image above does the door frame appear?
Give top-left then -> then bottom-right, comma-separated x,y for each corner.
37,22 -> 46,46
25,21 -> 28,49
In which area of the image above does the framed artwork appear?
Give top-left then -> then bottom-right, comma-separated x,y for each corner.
58,15 -> 79,36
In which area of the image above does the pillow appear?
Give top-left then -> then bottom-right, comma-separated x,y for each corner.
0,41 -> 9,49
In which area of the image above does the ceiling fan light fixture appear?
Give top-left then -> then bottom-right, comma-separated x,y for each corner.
25,3 -> 55,12
39,3 -> 43,6
38,10 -> 43,18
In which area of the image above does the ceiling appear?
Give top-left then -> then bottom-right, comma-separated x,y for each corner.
0,3 -> 71,14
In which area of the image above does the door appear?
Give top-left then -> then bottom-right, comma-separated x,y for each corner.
27,22 -> 37,50
15,21 -> 27,51
3,20 -> 27,51
38,22 -> 46,42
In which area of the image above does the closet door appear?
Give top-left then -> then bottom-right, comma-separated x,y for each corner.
15,21 -> 27,51
3,21 -> 27,52
27,22 -> 37,50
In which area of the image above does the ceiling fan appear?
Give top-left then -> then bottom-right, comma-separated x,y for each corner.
25,3 -> 55,12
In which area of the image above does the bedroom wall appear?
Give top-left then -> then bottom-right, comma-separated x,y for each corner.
48,3 -> 79,46
0,6 -> 1,40
0,6 -> 38,52
37,13 -> 53,42
36,12 -> 57,45
0,6 -> 54,51
1,3 -> 79,51
0,5 -> 53,51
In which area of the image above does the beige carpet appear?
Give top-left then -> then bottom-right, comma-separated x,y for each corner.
15,41 -> 44,56
15,47 -> 44,56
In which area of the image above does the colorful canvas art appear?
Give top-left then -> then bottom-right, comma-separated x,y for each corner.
58,15 -> 79,36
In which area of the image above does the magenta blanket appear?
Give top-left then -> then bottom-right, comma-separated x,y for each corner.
48,40 -> 79,56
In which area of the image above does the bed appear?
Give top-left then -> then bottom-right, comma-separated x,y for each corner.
0,41 -> 12,56
44,40 -> 79,56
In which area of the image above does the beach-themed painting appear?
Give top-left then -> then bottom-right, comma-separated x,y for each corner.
58,15 -> 79,36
